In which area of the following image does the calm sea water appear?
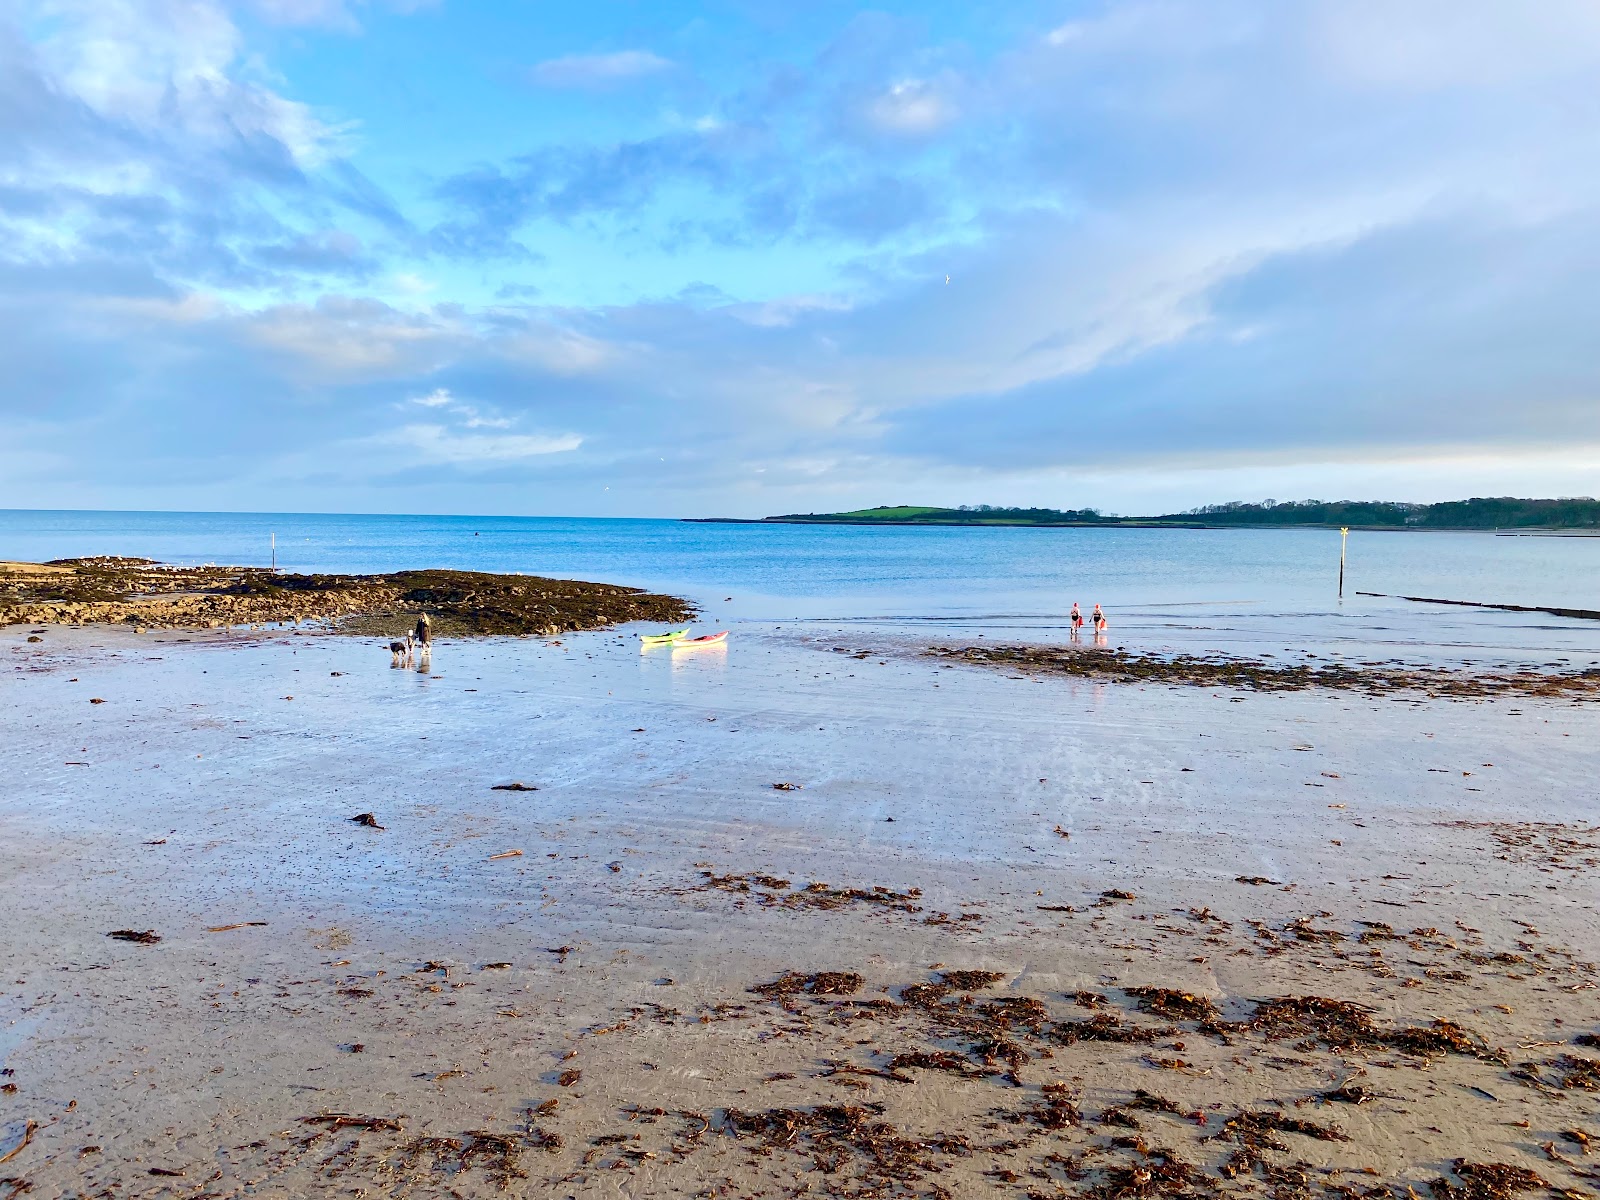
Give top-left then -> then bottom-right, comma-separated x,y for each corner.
2,509 -> 1598,662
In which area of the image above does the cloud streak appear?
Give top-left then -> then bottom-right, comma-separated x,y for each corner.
528,49 -> 673,88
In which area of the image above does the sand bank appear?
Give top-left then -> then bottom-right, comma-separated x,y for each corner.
1,622 -> 1598,1198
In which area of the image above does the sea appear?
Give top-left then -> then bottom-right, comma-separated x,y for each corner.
2,509 -> 1598,666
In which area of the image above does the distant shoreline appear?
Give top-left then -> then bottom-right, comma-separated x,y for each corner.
683,517 -> 1600,533
691,496 -> 1600,532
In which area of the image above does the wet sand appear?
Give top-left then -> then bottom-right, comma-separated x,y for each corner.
2,622 -> 1599,1197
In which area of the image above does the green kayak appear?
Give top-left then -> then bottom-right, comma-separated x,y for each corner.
639,628 -> 690,647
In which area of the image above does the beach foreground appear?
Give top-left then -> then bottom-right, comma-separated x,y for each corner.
2,621 -> 1598,1198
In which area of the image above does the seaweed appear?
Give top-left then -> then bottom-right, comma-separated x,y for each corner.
884,1051 -> 985,1079
302,1113 -> 403,1132
1210,1110 -> 1347,1181
1386,1020 -> 1489,1058
1548,1054 -> 1600,1091
721,1103 -> 963,1192
974,996 -> 1052,1029
901,983 -> 953,1007
1235,996 -> 1492,1058
928,643 -> 1600,702
388,1130 -> 529,1191
1087,1146 -> 1210,1200
971,1037 -> 1030,1069
1001,1082 -> 1082,1130
1125,987 -> 1221,1023
1316,1084 -> 1373,1105
1428,1160 -> 1549,1200
750,971 -> 865,998
939,970 -> 1008,990
1095,1093 -> 1182,1134
1051,1014 -> 1177,1046
1284,917 -> 1345,945
701,872 -> 923,914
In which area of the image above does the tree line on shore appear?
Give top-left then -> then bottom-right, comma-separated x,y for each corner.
767,497 -> 1600,529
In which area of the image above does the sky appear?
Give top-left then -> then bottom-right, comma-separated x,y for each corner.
5,0 -> 1600,518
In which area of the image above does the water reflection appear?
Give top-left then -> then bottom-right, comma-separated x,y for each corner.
671,640 -> 728,674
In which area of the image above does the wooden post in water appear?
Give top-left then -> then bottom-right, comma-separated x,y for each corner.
1338,526 -> 1349,599
271,531 -> 276,574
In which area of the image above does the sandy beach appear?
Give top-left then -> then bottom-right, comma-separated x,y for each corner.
3,617 -> 1599,1198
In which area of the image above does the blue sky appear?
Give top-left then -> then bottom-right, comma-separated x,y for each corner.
5,0 -> 1600,517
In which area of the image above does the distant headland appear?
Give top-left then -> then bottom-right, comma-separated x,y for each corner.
686,497 -> 1600,531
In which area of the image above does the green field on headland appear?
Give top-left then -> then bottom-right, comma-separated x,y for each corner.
693,496 -> 1600,531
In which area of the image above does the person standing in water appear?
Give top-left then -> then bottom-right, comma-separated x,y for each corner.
1092,603 -> 1107,632
1069,601 -> 1084,640
412,612 -> 433,672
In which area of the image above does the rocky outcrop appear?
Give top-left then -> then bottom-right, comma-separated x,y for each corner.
1,559 -> 693,636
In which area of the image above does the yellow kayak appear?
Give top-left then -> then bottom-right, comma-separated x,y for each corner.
639,628 -> 690,647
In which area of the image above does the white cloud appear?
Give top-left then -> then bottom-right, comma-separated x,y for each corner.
248,0 -> 361,32
391,272 -> 435,295
385,423 -> 582,464
234,297 -> 466,382
405,388 -> 516,430
1311,0 -> 1600,89
528,50 -> 672,89
494,326 -> 613,374
33,0 -> 347,167
729,293 -> 853,329
246,0 -> 440,32
864,79 -> 954,135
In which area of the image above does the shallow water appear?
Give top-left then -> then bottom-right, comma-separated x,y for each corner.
2,509 -> 1598,663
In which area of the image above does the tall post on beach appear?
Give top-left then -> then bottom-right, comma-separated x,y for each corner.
271,532 -> 276,574
1338,526 -> 1349,599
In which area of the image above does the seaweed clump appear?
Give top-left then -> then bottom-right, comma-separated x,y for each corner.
939,970 -> 1008,990
1428,1160 -> 1550,1200
1087,1146 -> 1210,1200
722,1103 -> 970,1191
388,1130 -> 529,1191
701,872 -> 925,915
927,643 -> 1600,702
1051,1014 -> 1177,1046
1210,1110 -> 1347,1180
1235,996 -> 1492,1058
1124,987 -> 1221,1023
750,971 -> 865,998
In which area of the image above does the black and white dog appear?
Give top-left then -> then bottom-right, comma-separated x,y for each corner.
388,633 -> 414,665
